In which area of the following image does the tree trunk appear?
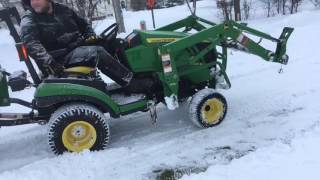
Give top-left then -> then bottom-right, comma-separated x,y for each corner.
282,0 -> 286,15
111,0 -> 126,33
277,0 -> 280,14
234,0 -> 241,21
266,1 -> 269,17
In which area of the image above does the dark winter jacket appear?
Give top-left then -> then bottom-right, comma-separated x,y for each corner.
19,2 -> 96,71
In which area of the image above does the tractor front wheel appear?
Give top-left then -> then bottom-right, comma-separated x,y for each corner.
47,103 -> 110,155
189,88 -> 227,128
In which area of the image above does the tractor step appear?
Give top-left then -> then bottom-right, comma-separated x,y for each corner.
111,94 -> 146,105
106,82 -> 122,91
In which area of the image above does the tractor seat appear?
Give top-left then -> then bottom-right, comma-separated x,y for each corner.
62,66 -> 98,78
15,43 -> 98,83
64,66 -> 96,74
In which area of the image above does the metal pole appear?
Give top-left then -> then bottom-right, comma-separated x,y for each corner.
151,8 -> 156,28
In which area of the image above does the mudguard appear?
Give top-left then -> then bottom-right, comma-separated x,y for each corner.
34,82 -> 120,116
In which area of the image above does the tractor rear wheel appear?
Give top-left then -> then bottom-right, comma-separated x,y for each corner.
47,103 -> 110,154
189,88 -> 227,128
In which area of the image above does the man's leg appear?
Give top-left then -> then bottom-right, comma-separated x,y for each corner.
95,47 -> 155,94
64,46 -> 154,93
95,47 -> 133,86
64,46 -> 133,86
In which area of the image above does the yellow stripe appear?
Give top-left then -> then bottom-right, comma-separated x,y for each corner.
146,38 -> 178,43
64,66 -> 95,74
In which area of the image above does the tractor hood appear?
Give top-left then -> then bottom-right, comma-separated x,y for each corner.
126,30 -> 189,48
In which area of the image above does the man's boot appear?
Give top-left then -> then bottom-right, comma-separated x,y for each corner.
96,47 -> 133,86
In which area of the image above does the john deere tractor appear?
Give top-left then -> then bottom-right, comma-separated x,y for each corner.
0,7 -> 293,154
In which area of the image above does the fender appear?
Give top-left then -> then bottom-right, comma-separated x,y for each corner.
35,83 -> 120,117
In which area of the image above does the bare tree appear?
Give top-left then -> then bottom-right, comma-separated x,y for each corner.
273,0 -> 284,14
242,0 -> 252,20
260,0 -> 274,17
282,0 -> 286,14
290,0 -> 302,13
216,0 -> 234,21
261,0 -> 301,17
75,0 -> 103,21
234,0 -> 241,21
310,0 -> 320,6
217,0 -> 245,21
60,0 -> 110,22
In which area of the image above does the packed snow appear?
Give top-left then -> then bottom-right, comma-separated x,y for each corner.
0,0 -> 320,179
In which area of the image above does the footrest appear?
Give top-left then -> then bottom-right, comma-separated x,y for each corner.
106,82 -> 122,91
111,94 -> 146,105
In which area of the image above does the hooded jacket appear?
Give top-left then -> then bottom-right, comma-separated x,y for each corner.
20,2 -> 96,71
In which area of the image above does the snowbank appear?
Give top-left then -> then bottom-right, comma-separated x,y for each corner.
182,128 -> 320,180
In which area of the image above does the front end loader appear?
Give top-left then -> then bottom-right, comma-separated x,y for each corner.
0,7 -> 293,154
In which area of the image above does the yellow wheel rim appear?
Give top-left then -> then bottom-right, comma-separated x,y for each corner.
62,121 -> 97,152
201,98 -> 224,125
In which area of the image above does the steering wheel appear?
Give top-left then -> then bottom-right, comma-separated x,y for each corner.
99,23 -> 119,42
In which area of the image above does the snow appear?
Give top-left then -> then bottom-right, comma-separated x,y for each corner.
164,95 -> 179,110
1,0 -> 320,179
111,93 -> 145,105
94,0 -> 220,35
182,128 -> 320,180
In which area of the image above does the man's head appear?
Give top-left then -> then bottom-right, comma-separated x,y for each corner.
22,0 -> 53,13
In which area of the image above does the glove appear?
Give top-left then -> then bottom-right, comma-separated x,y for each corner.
85,35 -> 102,44
43,57 -> 64,76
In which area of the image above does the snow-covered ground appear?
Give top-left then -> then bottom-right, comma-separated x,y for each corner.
0,0 -> 320,179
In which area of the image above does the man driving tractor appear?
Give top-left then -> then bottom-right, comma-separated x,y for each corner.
20,0 -> 153,93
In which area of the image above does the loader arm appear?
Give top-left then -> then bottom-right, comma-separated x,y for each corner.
157,16 -> 293,109
159,17 -> 294,65
223,21 -> 294,64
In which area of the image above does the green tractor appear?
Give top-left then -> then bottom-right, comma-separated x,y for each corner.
0,7 -> 293,154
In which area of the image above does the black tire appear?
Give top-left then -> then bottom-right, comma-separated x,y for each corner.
47,103 -> 110,155
189,88 -> 227,128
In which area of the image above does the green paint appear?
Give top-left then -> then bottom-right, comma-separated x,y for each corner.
119,100 -> 147,114
35,83 -> 120,114
122,16 -> 293,98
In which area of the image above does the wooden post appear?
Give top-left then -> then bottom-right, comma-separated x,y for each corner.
111,0 -> 126,33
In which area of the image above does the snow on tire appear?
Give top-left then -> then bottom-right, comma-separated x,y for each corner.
47,103 -> 110,155
189,88 -> 227,128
